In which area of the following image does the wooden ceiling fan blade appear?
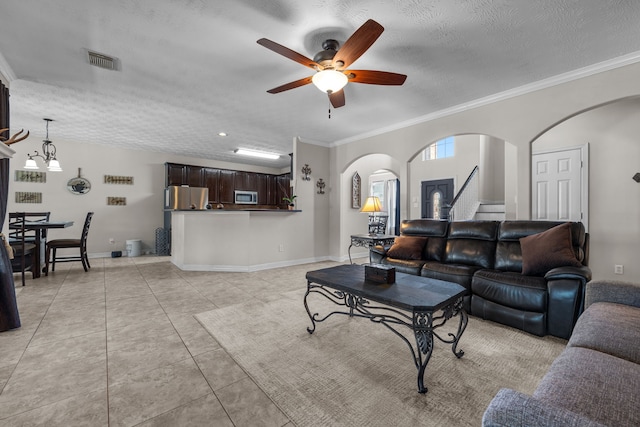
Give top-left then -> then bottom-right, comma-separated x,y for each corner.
257,38 -> 319,69
332,19 -> 384,70
329,90 -> 345,108
347,70 -> 407,85
266,76 -> 313,94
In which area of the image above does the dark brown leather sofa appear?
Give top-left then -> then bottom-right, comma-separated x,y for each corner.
370,220 -> 591,339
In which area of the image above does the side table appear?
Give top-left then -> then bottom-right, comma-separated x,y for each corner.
348,234 -> 396,264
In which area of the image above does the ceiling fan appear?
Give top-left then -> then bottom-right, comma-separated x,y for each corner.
257,19 -> 407,108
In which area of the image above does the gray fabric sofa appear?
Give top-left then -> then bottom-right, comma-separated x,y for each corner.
482,279 -> 640,427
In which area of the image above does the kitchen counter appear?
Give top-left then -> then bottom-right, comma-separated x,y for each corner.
170,209 -> 304,272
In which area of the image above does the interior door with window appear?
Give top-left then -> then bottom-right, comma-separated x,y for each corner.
422,179 -> 454,219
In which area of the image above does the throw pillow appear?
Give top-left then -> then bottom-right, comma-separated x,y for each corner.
520,223 -> 582,276
386,236 -> 428,260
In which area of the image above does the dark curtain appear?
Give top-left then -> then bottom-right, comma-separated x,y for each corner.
0,81 -> 21,331
394,179 -> 401,235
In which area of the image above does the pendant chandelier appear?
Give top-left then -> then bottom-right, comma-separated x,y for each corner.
24,118 -> 62,171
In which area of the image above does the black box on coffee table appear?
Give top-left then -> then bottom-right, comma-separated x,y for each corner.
365,264 -> 396,284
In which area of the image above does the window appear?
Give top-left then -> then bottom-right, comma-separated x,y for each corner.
432,191 -> 442,219
370,181 -> 385,210
423,136 -> 455,160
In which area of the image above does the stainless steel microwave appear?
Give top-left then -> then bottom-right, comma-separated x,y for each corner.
234,190 -> 258,204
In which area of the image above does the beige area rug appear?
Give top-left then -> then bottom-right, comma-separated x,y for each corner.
196,291 -> 566,427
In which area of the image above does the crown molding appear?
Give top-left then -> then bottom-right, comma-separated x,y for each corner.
0,51 -> 17,83
333,50 -> 640,147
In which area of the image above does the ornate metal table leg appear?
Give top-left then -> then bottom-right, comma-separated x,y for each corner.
348,243 -> 354,264
304,281 -> 317,334
451,308 -> 468,358
413,312 -> 434,394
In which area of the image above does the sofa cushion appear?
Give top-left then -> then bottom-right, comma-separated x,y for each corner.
471,296 -> 546,336
386,236 -> 428,260
533,346 -> 640,427
472,270 -> 548,312
568,302 -> 640,364
399,219 -> 448,261
482,388 -> 607,427
421,261 -> 480,290
495,221 -> 587,273
520,223 -> 582,276
381,258 -> 425,276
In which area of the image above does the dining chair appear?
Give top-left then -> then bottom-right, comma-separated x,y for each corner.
8,212 -> 37,286
8,211 -> 50,241
45,212 -> 94,275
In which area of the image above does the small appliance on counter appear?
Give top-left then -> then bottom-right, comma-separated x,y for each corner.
165,186 -> 209,210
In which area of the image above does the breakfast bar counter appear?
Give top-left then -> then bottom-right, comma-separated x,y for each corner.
170,209 -> 303,272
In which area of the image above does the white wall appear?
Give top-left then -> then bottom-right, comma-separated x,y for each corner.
534,97 -> 640,282
330,62 -> 640,281
293,138 -> 331,260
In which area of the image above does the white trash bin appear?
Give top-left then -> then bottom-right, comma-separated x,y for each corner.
126,239 -> 142,257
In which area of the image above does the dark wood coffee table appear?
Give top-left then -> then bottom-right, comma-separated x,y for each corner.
304,264 -> 468,393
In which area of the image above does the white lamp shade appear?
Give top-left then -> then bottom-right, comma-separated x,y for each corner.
312,70 -> 348,93
47,159 -> 63,171
24,158 -> 39,170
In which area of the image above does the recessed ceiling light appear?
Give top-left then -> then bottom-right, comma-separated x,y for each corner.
218,132 -> 227,137
234,148 -> 280,160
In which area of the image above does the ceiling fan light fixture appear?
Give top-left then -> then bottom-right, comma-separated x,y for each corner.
312,70 -> 348,94
234,148 -> 280,160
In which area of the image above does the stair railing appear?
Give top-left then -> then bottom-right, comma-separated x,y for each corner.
447,166 -> 480,221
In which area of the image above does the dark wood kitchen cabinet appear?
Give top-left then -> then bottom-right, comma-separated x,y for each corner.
203,168 -> 220,203
235,171 -> 258,191
276,174 -> 291,207
165,162 -> 289,207
186,166 -> 204,187
166,163 -> 187,186
257,174 -> 269,204
218,169 -> 236,203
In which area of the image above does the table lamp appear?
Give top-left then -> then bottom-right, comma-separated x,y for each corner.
360,196 -> 383,235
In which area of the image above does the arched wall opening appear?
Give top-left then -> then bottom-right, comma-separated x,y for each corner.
407,133 -> 515,220
531,95 -> 640,282
336,153 -> 401,262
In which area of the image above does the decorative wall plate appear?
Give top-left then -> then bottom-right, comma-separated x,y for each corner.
67,168 -> 91,195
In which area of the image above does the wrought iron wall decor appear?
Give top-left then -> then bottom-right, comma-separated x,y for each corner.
352,172 -> 361,208
104,175 -> 134,185
15,191 -> 42,203
316,178 -> 325,194
15,170 -> 46,183
301,164 -> 312,181
67,168 -> 91,195
633,172 -> 640,183
107,197 -> 126,206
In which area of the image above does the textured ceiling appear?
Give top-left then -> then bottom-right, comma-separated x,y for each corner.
2,0 -> 640,168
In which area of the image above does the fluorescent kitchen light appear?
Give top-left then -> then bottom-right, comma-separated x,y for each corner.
234,148 -> 280,160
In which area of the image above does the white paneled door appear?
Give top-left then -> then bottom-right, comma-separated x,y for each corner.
532,146 -> 587,227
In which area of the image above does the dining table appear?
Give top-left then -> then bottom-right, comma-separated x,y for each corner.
9,220 -> 74,278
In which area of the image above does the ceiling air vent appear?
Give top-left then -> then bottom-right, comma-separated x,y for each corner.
88,50 -> 116,70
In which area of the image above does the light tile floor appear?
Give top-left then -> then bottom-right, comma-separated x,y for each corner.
0,256 -> 341,426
